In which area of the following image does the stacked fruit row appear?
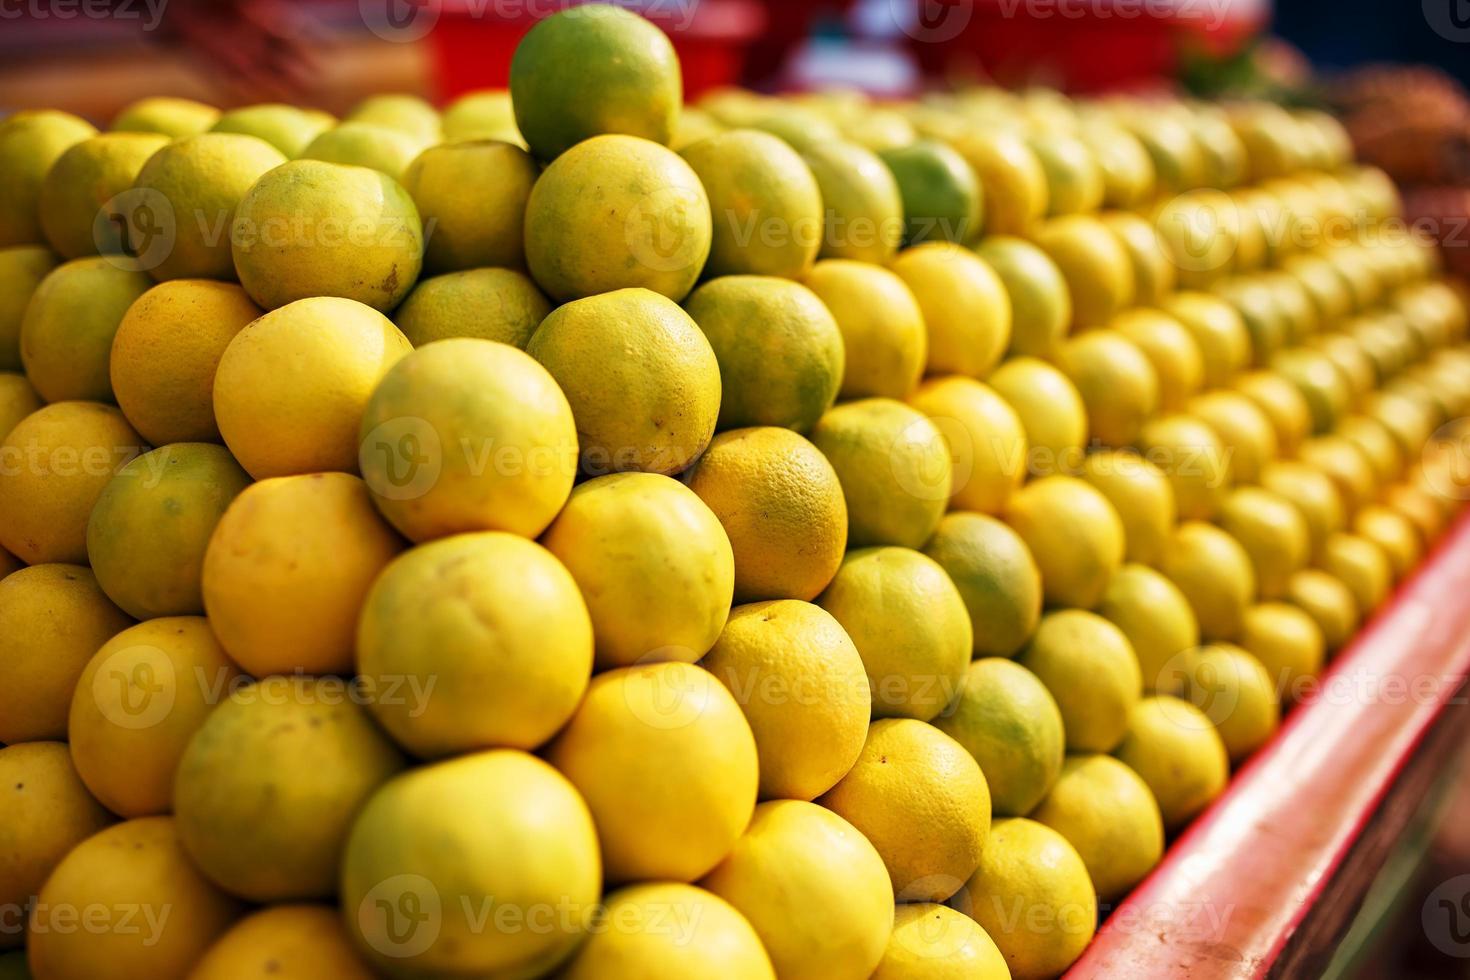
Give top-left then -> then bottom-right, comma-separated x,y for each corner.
2,6 -> 1469,980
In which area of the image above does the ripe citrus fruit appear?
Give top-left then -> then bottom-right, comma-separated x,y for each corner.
891,243 -> 1010,377
38,132 -> 169,258
987,357 -> 1086,474
871,903 -> 1010,980
949,130 -> 1048,236
1032,214 -> 1134,330
1272,348 -> 1351,435
1236,369 -> 1312,455
1004,476 -> 1125,610
1161,521 -> 1256,642
922,511 -> 1041,658
1286,568 -> 1360,652
1166,643 -> 1280,764
1079,450 -> 1176,566
302,122 -> 424,179
1099,563 -> 1200,693
1137,413 -> 1232,522
1353,504 -> 1421,580
1162,290 -> 1251,387
0,373 -> 33,443
391,267 -> 551,349
1056,329 -> 1160,448
211,103 -> 330,157
1239,602 -> 1325,701
800,140 -> 904,264
1260,460 -> 1346,561
1030,133 -> 1105,217
0,109 -> 97,247
1102,209 -> 1174,304
1189,389 -> 1278,484
401,140 -> 538,273
805,259 -> 925,400
0,244 -> 58,370
1217,486 -> 1310,601
1114,695 -> 1230,830
344,94 -> 440,144
878,139 -> 983,244
1319,532 -> 1393,616
20,256 -> 151,403
1113,308 -> 1205,412
1032,754 -> 1164,903
974,236 -> 1071,357
1019,610 -> 1142,753
908,377 -> 1027,515
190,905 -> 376,980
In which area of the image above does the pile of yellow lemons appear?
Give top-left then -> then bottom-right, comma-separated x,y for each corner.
0,5 -> 1468,979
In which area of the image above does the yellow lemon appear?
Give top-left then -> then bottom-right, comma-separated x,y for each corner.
908,376 -> 1027,515
1056,329 -> 1159,448
1260,460 -> 1345,562
0,372 -> 40,442
0,110 -> 98,247
1032,214 -> 1134,330
805,259 -> 925,400
1217,486 -> 1310,601
1382,482 -> 1446,548
543,472 -> 734,668
1272,348 -> 1351,435
344,94 -> 440,144
923,512 -> 1041,658
1319,532 -> 1393,616
1031,754 -> 1163,903
1099,563 -> 1200,693
302,122 -> 424,180
1239,602 -> 1324,702
702,799 -> 893,980
871,903 -> 1011,980
1005,475 -> 1125,609
687,427 -> 846,602
1137,413 -> 1232,521
38,132 -> 169,258
1338,415 -> 1405,487
190,905 -> 376,980
211,103 -> 330,158
988,357 -> 1086,475
1019,610 -> 1142,753
892,243 -> 1010,378
1162,290 -> 1251,388
20,256 -> 152,402
879,139 -> 983,245
949,131 -> 1048,237
974,236 -> 1071,357
1114,695 -> 1229,831
1102,209 -> 1174,306
800,140 -> 905,264
1165,643 -> 1279,764
0,245 -> 59,370
1285,569 -> 1360,653
819,718 -> 991,902
1081,121 -> 1157,209
1161,521 -> 1256,641
817,546 -> 972,721
549,661 -> 758,883
1353,504 -> 1421,580
401,140 -> 537,273
1298,434 -> 1377,516
391,267 -> 551,349
1113,308 -> 1205,412
1029,133 -> 1105,217
1189,390 -> 1278,484
1235,369 -> 1312,455
1079,450 -> 1176,567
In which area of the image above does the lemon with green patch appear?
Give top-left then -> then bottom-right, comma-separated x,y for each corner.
1018,610 -> 1141,753
1114,696 -> 1229,830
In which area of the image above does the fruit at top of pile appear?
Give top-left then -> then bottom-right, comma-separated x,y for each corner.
908,377 -> 1027,515
1032,214 -> 1134,330
1319,532 -> 1393,615
948,131 -> 1047,237
529,287 -> 720,475
892,243 -> 1011,378
1032,754 -> 1164,903
38,132 -> 169,259
68,617 -> 240,817
934,657 -> 1065,817
0,741 -> 113,945
1167,643 -> 1280,764
542,472 -> 734,668
1004,476 -> 1125,610
345,94 -> 441,145
805,259 -> 925,400
0,402 -> 142,565
230,159 -> 423,311
561,883 -> 775,980
109,280 -> 261,444
809,398 -> 951,548
975,236 -> 1070,357
173,675 -> 406,900
1056,329 -> 1160,448
1137,413 -> 1232,522
0,245 -> 58,370
687,427 -> 846,603
210,103 -> 331,158
129,133 -> 288,281
703,599 -> 869,801
871,903 -> 1010,980
21,256 -> 152,403
819,718 -> 991,902
214,295 -> 412,479
525,135 -> 710,302
357,531 -> 593,756
1163,291 -> 1251,388
1240,602 -> 1325,701
1286,568 -> 1361,652
359,337 -> 577,541
954,818 -> 1097,980
702,799 -> 893,980
27,817 -> 241,980
1019,609 -> 1142,753
800,140 -> 905,265
510,4 -> 679,160
201,472 -> 404,676
341,750 -> 602,978
0,109 -> 96,247
878,139 -> 983,245
683,275 -> 843,433
987,357 -> 1086,472
1217,486 -> 1310,601
401,140 -> 537,273
1161,521 -> 1257,642
1079,450 -> 1175,567
189,905 -> 376,980
1099,563 -> 1200,693
0,373 -> 40,442
549,661 -> 758,883
301,122 -> 425,180
923,511 -> 1042,660
86,443 -> 251,619
1114,695 -> 1230,831
392,267 -> 550,349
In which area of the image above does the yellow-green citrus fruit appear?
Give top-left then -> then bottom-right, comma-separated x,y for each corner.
1338,415 -> 1404,487
1004,475 -> 1125,610
702,799 -> 893,980
201,472 -> 403,676
819,718 -> 991,902
130,133 -> 288,281
817,546 -> 972,721
214,296 -> 412,479
543,472 -> 734,668
0,245 -> 58,370
1285,568 -> 1360,652
1383,482 -> 1447,548
1113,308 -> 1205,413
1319,532 -> 1393,616
878,139 -> 983,245
67,617 -> 241,817
702,599 -> 870,802
934,657 -> 1065,817
1079,450 -> 1176,567
360,337 -> 577,541
1162,291 -> 1251,388
1166,643 -> 1279,764
1260,460 -> 1345,562
987,357 -> 1086,475
86,443 -> 251,619
684,275 -> 843,433
0,402 -> 142,565
1099,563 -> 1200,693
1032,214 -> 1134,331
1114,696 -> 1229,831
1137,413 -> 1232,521
1239,602 -> 1324,701
809,398 -> 951,549
1029,133 -> 1105,217
800,140 -> 905,264
110,279 -> 261,444
1272,348 -> 1350,435
1236,369 -> 1313,456
1018,610 -> 1142,753
1032,754 -> 1163,903
843,108 -> 914,153
953,818 -> 1096,980
393,267 -> 550,349
950,131 -> 1048,237
908,376 -> 1027,515
20,256 -> 151,402
1354,504 -> 1421,580
1189,390 -> 1278,485
681,129 -> 823,279
871,902 -> 1010,980
509,4 -> 679,160
344,94 -> 440,144
549,661 -> 758,883
27,817 -> 241,980
189,905 -> 376,980
529,287 -> 720,475
687,427 -> 846,603
173,675 -> 405,900
892,243 -> 1010,378
230,159 -> 423,311
525,135 -> 710,302
974,236 -> 1070,357
357,531 -> 593,756
341,750 -> 601,978
1160,521 -> 1256,642
1101,210 -> 1174,305
1299,435 -> 1377,517
401,140 -> 537,273
922,511 -> 1041,658
0,373 -> 40,442
1056,329 -> 1160,448
0,741 -> 113,949
302,123 -> 423,180
0,110 -> 98,247
561,883 -> 774,980
806,259 -> 925,400
38,132 -> 169,258
210,103 -> 330,158
1217,486 -> 1310,601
